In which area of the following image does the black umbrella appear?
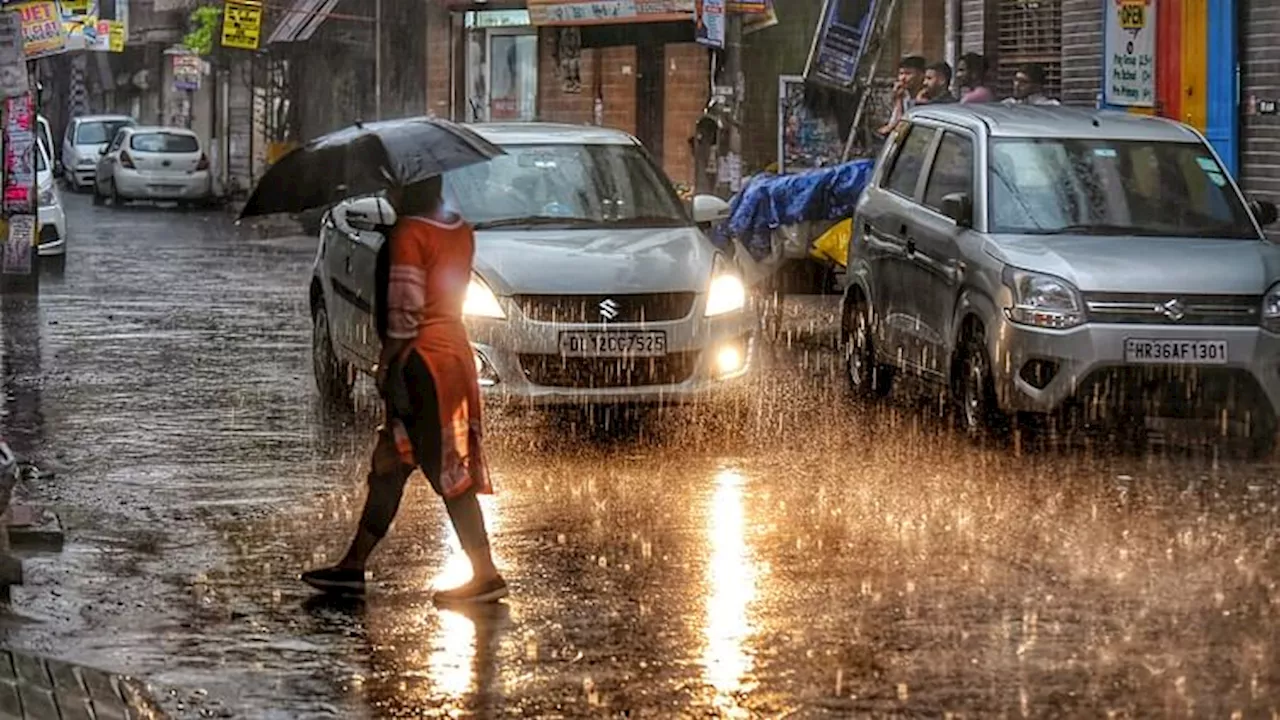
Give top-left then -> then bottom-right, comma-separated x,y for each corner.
239,116 -> 505,219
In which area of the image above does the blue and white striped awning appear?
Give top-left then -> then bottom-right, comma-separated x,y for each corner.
267,0 -> 340,43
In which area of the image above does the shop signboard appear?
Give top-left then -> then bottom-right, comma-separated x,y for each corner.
222,0 -> 262,50
1103,0 -> 1156,108
695,0 -> 724,49
56,0 -> 96,51
7,1 -> 67,59
778,74 -> 843,174
803,0 -> 876,93
528,0 -> 693,26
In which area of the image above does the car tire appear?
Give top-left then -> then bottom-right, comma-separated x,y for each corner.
843,298 -> 892,400
313,305 -> 354,409
954,325 -> 1008,442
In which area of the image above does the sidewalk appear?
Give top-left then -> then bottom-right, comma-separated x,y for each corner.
0,650 -> 166,719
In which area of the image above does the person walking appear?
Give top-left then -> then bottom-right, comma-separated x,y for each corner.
302,175 -> 507,605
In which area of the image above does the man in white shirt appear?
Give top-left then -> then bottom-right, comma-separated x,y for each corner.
1003,62 -> 1060,106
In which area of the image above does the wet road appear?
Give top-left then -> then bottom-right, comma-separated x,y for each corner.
1,193 -> 1279,718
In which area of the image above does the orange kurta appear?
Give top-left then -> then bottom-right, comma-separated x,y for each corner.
385,213 -> 491,499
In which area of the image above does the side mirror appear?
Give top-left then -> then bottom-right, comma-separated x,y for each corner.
98,147 -> 108,156
691,193 -> 730,225
342,196 -> 397,232
1251,198 -> 1278,227
939,192 -> 973,228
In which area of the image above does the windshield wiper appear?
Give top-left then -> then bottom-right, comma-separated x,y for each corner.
472,215 -> 600,230
605,215 -> 690,228
1028,223 -> 1171,237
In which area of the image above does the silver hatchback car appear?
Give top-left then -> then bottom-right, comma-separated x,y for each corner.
843,105 -> 1280,450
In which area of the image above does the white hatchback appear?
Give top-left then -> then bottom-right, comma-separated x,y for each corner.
309,123 -> 752,409
94,126 -> 212,206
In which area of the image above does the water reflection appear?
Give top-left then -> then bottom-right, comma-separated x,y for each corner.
702,467 -> 759,711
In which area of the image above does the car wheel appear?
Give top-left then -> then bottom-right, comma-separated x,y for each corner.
843,297 -> 891,400
954,325 -> 1007,441
313,305 -> 354,408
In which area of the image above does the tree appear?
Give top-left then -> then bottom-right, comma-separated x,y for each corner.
183,4 -> 224,56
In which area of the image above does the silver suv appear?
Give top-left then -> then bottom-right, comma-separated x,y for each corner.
843,105 -> 1280,450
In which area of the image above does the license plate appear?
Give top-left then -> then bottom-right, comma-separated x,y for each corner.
559,331 -> 667,358
1124,339 -> 1228,365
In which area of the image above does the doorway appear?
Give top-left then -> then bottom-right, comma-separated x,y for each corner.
464,25 -> 539,123
635,38 -> 665,162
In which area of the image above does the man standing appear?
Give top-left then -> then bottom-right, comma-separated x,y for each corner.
917,61 -> 957,105
877,56 -> 927,137
1003,62 -> 1060,106
956,53 -> 994,103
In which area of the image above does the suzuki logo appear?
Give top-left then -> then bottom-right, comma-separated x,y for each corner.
599,298 -> 620,321
1159,298 -> 1186,322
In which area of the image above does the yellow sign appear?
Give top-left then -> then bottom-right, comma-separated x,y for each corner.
221,0 -> 262,50
10,1 -> 67,58
1119,0 -> 1146,30
108,19 -> 122,50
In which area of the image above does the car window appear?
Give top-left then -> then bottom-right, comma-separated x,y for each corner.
443,143 -> 690,229
130,132 -> 199,153
884,125 -> 935,199
923,132 -> 973,211
76,119 -> 133,145
108,130 -> 127,152
988,138 -> 1258,239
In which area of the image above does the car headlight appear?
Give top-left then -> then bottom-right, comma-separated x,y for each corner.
704,257 -> 746,317
463,275 -> 505,319
1003,267 -> 1084,329
1264,283 -> 1280,333
38,186 -> 55,207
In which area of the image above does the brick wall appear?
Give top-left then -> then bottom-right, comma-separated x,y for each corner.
1060,0 -> 1103,106
662,43 -> 709,187
536,35 -> 638,132
1240,0 -> 1280,202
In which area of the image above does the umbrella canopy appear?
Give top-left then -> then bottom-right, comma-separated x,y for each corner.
239,117 -> 505,219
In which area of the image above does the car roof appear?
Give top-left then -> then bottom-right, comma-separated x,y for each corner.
75,114 -> 134,123
129,125 -> 199,135
469,122 -> 640,147
909,104 -> 1204,143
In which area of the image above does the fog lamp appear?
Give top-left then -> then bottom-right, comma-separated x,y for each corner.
474,349 -> 499,387
714,341 -> 747,379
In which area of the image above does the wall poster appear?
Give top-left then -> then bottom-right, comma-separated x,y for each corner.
778,74 -> 843,174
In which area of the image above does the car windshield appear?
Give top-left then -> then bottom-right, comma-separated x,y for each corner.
444,143 -> 690,230
130,132 -> 199,153
988,138 -> 1259,239
76,120 -> 132,145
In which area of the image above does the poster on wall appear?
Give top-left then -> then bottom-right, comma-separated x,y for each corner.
1103,0 -> 1156,108
803,0 -> 876,93
695,0 -> 724,48
172,52 -> 201,91
778,75 -> 843,174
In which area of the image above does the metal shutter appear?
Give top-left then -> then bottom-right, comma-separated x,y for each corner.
996,0 -> 1062,98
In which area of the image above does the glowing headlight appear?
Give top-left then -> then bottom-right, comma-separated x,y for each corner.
463,275 -> 505,319
1003,267 -> 1084,329
1264,283 -> 1280,333
704,264 -> 746,317
38,186 -> 55,207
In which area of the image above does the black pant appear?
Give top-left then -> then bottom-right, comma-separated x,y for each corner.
358,351 -> 490,556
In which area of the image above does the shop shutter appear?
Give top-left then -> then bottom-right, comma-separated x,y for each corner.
996,0 -> 1062,98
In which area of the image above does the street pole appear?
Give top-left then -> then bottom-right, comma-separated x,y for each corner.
374,0 -> 382,121
715,10 -> 743,198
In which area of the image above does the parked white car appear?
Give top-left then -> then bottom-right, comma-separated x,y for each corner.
94,126 -> 212,207
63,114 -> 135,192
309,123 -> 749,409
36,141 -> 66,257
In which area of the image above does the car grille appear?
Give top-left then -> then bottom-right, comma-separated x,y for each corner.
519,352 -> 699,388
1084,293 -> 1260,326
515,293 -> 696,324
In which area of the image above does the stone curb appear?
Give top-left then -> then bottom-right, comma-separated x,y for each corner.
0,649 -> 167,719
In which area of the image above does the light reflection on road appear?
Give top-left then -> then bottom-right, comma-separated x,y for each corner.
702,467 -> 759,713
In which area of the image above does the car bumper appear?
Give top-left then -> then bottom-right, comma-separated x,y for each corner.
37,202 -> 66,256
72,165 -> 96,187
992,317 -> 1280,419
468,312 -> 757,406
114,170 -> 211,200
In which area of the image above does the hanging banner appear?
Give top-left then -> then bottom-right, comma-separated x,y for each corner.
803,0 -> 876,93
56,0 -> 96,51
527,0 -> 693,26
221,0 -> 262,50
695,0 -> 724,48
1103,0 -> 1156,108
8,1 -> 68,58
107,17 -> 122,50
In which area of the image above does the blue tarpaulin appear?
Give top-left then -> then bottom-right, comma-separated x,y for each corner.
711,159 -> 876,261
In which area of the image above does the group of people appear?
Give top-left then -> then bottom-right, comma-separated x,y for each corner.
877,54 -> 1060,137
